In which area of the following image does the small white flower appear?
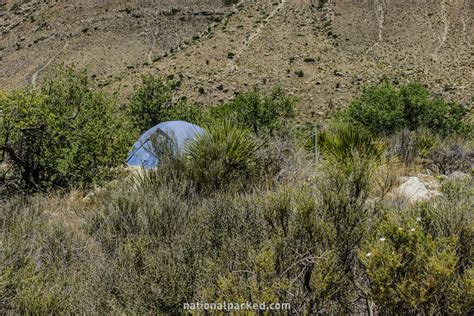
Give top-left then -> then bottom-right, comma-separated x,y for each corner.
416,217 -> 422,222
410,228 -> 416,232
379,237 -> 386,242
366,252 -> 372,257
398,227 -> 403,231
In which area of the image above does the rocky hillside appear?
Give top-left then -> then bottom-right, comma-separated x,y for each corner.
0,0 -> 232,88
1,0 -> 472,122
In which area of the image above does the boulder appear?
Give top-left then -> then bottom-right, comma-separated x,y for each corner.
397,177 -> 431,203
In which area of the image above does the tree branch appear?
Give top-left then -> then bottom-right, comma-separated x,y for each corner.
0,146 -> 24,169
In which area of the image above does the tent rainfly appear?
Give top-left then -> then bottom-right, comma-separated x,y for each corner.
126,120 -> 205,169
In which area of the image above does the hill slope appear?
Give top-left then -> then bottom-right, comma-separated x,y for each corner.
0,0 -> 232,87
1,0 -> 472,121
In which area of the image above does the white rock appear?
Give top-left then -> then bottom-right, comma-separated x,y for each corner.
397,177 -> 430,203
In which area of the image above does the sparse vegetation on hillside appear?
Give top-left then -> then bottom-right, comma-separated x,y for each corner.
223,0 -> 239,5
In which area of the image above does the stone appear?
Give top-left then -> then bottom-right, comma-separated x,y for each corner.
397,177 -> 430,203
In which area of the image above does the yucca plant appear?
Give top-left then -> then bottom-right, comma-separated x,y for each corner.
318,123 -> 387,173
183,119 -> 259,192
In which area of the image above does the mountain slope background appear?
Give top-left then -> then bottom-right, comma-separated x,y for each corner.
1,0 -> 472,121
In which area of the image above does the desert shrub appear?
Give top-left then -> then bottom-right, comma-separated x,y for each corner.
86,179 -> 200,313
0,66 -> 133,191
295,70 -> 305,77
418,178 -> 473,272
388,128 -> 438,166
1,147 -> 472,314
253,134 -> 311,184
0,196 -> 103,314
165,100 -> 204,124
361,211 -> 471,314
316,123 -> 396,310
427,141 -> 474,175
195,184 -> 342,314
340,82 -> 405,135
313,138 -> 385,310
129,75 -> 173,132
129,75 -> 204,132
182,119 -> 259,192
317,156 -> 376,309
340,81 -> 471,137
210,88 -> 296,134
318,0 -> 329,9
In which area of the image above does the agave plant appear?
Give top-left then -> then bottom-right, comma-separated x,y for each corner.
183,119 -> 259,191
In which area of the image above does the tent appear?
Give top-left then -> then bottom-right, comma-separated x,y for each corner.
126,120 -> 205,169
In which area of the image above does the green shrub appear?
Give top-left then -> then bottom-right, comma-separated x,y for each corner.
0,66 -> 133,191
210,88 -> 296,134
318,155 -> 377,308
361,213 -> 471,314
129,75 -> 174,132
340,81 -> 471,137
318,0 -> 329,9
165,100 -> 204,124
340,82 -> 406,135
84,173 -> 204,313
295,70 -> 304,77
314,125 -> 393,309
421,178 -> 473,271
182,119 -> 259,192
129,75 -> 203,132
